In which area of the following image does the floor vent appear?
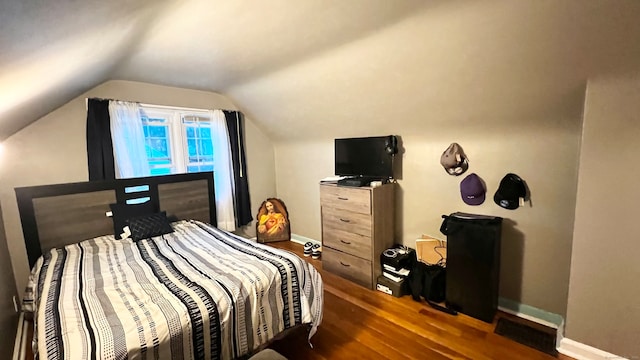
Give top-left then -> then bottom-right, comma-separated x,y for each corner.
494,317 -> 557,357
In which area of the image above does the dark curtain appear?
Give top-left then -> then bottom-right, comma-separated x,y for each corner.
224,110 -> 253,227
86,98 -> 116,181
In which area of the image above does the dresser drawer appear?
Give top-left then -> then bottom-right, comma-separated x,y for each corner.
321,207 -> 371,238
320,185 -> 371,215
323,248 -> 373,288
323,226 -> 372,260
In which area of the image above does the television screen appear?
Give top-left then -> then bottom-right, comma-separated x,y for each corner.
335,136 -> 395,178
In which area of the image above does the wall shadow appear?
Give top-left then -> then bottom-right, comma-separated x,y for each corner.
499,218 -> 524,302
394,184 -> 404,245
393,135 -> 405,244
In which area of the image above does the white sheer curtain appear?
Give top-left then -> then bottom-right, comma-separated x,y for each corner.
109,101 -> 150,178
209,110 -> 236,231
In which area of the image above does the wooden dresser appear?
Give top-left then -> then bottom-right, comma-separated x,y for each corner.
320,183 -> 395,289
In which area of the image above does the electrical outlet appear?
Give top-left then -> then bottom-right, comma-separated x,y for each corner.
12,295 -> 19,313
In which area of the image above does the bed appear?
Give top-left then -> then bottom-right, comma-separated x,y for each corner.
16,172 -> 323,360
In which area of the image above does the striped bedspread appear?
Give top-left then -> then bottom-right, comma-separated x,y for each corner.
25,220 -> 323,360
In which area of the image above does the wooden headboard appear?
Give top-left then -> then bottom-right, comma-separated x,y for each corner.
15,172 -> 216,268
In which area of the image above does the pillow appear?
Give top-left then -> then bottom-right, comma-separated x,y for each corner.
110,202 -> 155,239
126,211 -> 174,241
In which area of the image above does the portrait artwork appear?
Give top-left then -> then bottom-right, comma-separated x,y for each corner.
256,198 -> 291,243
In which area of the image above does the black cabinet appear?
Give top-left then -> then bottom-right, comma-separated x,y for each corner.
441,212 -> 502,323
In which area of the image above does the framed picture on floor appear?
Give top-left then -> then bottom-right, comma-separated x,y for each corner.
256,198 -> 291,243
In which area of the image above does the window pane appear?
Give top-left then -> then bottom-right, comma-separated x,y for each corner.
198,139 -> 213,155
181,119 -> 215,174
187,165 -> 214,173
143,115 -> 172,178
148,125 -> 166,137
150,167 -> 173,176
187,139 -> 197,156
147,139 -> 169,158
149,159 -> 171,166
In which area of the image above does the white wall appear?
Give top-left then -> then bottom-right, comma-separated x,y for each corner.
275,114 -> 582,317
566,72 -> 640,356
0,80 -> 276,297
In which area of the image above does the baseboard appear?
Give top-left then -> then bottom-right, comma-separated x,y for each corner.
290,234 -> 320,246
498,300 -> 627,359
558,338 -> 627,360
498,297 -> 563,329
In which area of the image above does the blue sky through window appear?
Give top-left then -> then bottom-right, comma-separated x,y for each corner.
139,112 -> 215,175
185,123 -> 214,172
142,116 -> 173,175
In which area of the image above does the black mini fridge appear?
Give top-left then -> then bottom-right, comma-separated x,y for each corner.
440,212 -> 502,323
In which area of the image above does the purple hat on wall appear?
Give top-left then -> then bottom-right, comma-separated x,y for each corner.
460,173 -> 486,205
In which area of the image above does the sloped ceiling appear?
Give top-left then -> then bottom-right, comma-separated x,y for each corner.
1,0 -> 640,141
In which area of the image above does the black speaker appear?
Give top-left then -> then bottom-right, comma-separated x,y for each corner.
385,135 -> 398,155
440,212 -> 502,323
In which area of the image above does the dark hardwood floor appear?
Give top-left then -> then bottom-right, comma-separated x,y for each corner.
268,241 -> 573,360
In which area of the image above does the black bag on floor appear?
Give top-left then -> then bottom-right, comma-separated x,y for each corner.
409,261 -> 446,303
408,255 -> 457,315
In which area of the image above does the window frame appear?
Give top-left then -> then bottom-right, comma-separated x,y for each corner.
182,116 -> 215,173
139,105 -> 214,176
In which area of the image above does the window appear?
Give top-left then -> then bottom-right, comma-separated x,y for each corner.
108,101 -> 237,231
139,106 -> 214,176
183,116 -> 214,173
142,116 -> 172,175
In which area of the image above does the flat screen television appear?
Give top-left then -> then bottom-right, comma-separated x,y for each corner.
335,135 -> 395,179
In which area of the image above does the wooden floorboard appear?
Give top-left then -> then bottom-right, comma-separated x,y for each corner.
269,240 -> 574,360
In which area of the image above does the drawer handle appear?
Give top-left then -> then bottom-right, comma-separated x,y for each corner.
337,197 -> 349,201
339,218 -> 351,223
339,261 -> 351,267
340,240 -> 352,245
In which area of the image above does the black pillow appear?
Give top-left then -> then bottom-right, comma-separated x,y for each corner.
110,202 -> 155,239
126,211 -> 174,241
